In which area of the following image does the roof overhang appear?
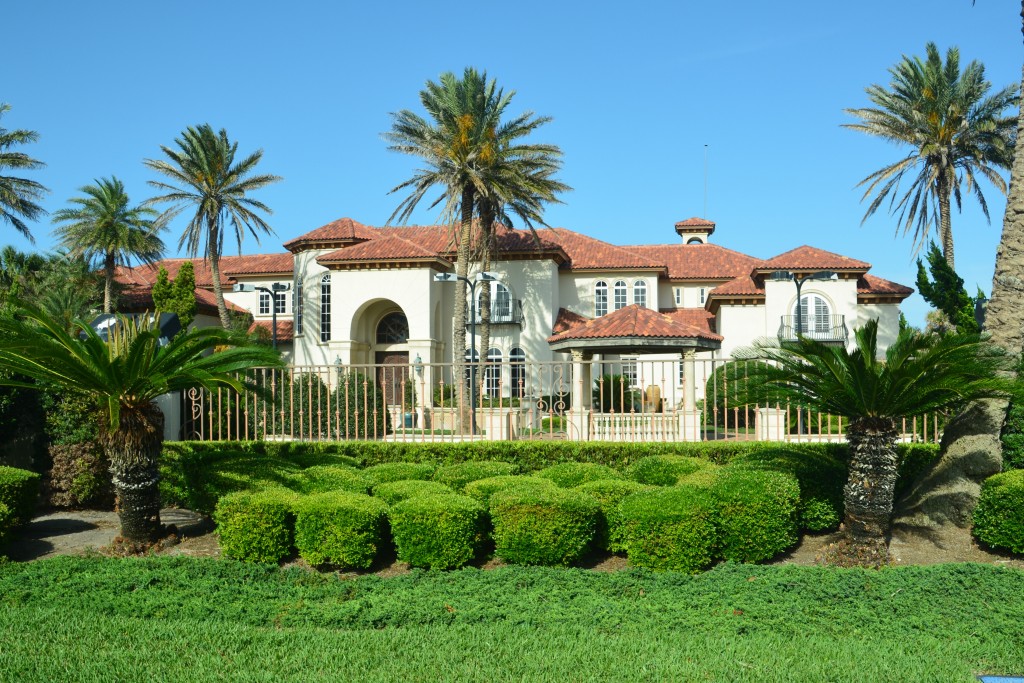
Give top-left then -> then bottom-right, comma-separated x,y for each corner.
549,336 -> 720,354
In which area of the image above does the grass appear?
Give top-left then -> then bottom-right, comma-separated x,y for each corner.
1,556 -> 1022,681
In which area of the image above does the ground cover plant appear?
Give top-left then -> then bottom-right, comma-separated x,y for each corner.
1,557 -> 1023,682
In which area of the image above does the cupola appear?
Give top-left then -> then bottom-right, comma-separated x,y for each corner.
674,217 -> 716,244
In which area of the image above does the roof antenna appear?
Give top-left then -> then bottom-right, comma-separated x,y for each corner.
703,144 -> 709,219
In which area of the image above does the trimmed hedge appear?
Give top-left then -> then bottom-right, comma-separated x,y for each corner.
626,455 -> 708,486
710,469 -> 800,562
294,492 -> 388,568
613,486 -> 717,573
535,462 -> 623,488
161,448 -> 303,514
389,494 -> 486,569
433,461 -> 518,492
462,476 -> 558,507
362,462 -> 436,486
296,465 -> 372,495
490,487 -> 599,566
214,489 -> 299,564
0,501 -> 13,547
973,470 -> 1024,554
575,478 -> 655,552
0,466 -> 41,526
372,480 -> 454,506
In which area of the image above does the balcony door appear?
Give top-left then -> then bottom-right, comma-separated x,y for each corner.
795,295 -> 831,336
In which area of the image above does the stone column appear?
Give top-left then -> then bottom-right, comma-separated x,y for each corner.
567,349 -> 592,440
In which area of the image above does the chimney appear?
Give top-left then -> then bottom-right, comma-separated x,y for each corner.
674,217 -> 716,244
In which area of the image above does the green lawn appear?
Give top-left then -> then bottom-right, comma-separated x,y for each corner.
1,556 -> 1022,682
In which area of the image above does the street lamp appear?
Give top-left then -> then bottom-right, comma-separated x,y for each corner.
434,271 -> 498,434
232,282 -> 291,349
771,270 -> 837,339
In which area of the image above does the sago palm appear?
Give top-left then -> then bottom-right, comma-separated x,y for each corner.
145,125 -> 281,329
0,302 -> 283,541
0,103 -> 48,242
52,177 -> 165,314
730,319 -> 1017,560
845,43 -> 1018,269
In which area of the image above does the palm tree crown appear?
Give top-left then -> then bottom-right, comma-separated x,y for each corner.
0,103 -> 48,242
52,176 -> 165,314
144,124 -> 281,329
845,43 -> 1018,268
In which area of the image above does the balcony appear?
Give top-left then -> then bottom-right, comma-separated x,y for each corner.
466,299 -> 524,326
778,314 -> 848,344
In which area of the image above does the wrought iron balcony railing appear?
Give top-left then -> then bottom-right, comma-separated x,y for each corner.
465,299 -> 524,326
777,314 -> 848,344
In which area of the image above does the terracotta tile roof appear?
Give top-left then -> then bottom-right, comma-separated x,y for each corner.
858,274 -> 914,298
551,307 -> 591,335
659,308 -> 718,335
543,228 -> 662,270
626,244 -> 761,280
114,254 -> 294,288
317,235 -> 442,264
675,217 -> 716,227
249,319 -> 294,342
548,304 -> 723,344
119,286 -> 247,316
760,246 -> 870,271
283,217 -> 376,249
708,274 -> 765,297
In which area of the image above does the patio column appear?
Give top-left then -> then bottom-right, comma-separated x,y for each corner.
567,349 -> 592,440
682,350 -> 696,411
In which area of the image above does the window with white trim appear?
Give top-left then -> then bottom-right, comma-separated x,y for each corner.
320,273 -> 332,342
595,280 -> 608,317
259,291 -> 271,315
699,287 -> 707,305
294,278 -> 303,335
621,356 -> 638,389
484,348 -> 502,398
613,280 -> 627,311
510,347 -> 526,398
674,288 -> 682,306
794,295 -> 831,335
275,291 -> 287,314
633,280 -> 647,308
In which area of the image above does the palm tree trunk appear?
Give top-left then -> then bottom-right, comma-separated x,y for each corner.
103,251 -> 115,314
453,187 -> 474,433
477,208 -> 495,404
101,402 -> 165,542
938,173 -> 955,269
843,417 -> 899,543
207,224 -> 232,330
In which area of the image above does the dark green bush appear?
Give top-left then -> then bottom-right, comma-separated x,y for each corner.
972,470 -> 1024,554
612,486 -> 717,573
160,447 -> 303,514
0,501 -> 12,547
1002,400 -> 1024,470
535,462 -> 623,488
389,494 -> 486,569
296,465 -> 372,495
462,475 -> 558,507
0,466 -> 41,526
895,443 -> 942,497
372,480 -> 454,506
626,455 -> 707,486
710,469 -> 800,562
574,478 -> 654,552
433,460 -> 518,491
294,492 -> 389,568
489,487 -> 599,566
362,462 -> 435,486
214,489 -> 299,564
592,374 -> 642,413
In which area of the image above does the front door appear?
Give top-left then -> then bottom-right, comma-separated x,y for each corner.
376,351 -> 410,406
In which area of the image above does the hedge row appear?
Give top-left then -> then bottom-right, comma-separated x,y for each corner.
973,470 -> 1024,554
0,466 -> 41,547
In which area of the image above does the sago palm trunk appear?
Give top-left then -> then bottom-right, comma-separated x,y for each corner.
453,187 -> 474,434
843,417 -> 899,543
101,402 -> 165,542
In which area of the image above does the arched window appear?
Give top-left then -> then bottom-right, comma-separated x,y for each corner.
613,280 -> 627,311
633,280 -> 647,308
687,237 -> 703,245
510,347 -> 526,399
376,312 -> 409,344
595,280 -> 608,317
794,295 -> 831,336
320,273 -> 331,342
484,348 -> 502,398
294,277 -> 303,335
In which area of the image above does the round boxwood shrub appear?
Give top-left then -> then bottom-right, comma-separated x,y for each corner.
575,479 -> 655,552
710,469 -> 800,563
296,465 -> 372,495
613,486 -> 717,573
489,487 -> 599,566
433,461 -> 517,492
362,462 -> 436,486
973,470 -> 1024,554
214,489 -> 299,564
389,494 -> 487,569
463,475 -> 557,507
0,466 -> 41,526
626,455 -> 708,486
294,492 -> 389,568
373,479 -> 454,506
536,462 -> 624,488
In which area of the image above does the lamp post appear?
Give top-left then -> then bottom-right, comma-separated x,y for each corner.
232,282 -> 291,348
770,270 -> 837,340
434,271 -> 498,435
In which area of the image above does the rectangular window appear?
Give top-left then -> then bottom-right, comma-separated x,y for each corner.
621,356 -> 638,389
675,288 -> 682,306
274,291 -> 287,314
320,275 -> 331,342
258,291 -> 271,315
699,287 -> 707,305
294,279 -> 303,335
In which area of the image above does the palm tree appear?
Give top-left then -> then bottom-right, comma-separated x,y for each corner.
730,319 -> 1016,562
52,177 -> 165,314
845,43 -> 1018,269
144,125 -> 281,329
0,103 -> 48,242
0,302 -> 283,542
0,246 -> 45,303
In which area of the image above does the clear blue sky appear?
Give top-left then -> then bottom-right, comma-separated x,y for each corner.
5,0 -> 1022,326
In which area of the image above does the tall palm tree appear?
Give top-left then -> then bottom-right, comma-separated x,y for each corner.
0,103 -> 48,242
52,177 -> 165,314
145,125 -> 281,329
730,319 -> 1016,562
845,43 -> 1018,268
0,302 -> 282,541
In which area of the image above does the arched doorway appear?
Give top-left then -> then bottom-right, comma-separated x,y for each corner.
375,311 -> 410,406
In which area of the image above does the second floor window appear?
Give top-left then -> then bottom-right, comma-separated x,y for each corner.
294,278 -> 303,335
595,280 -> 608,317
259,291 -> 271,315
275,291 -> 287,314
633,280 -> 647,308
320,273 -> 331,342
613,280 -> 627,311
